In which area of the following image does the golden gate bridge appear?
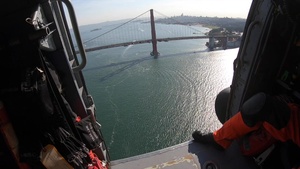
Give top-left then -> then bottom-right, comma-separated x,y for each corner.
75,9 -> 240,58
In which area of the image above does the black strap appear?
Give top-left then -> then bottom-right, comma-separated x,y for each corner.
38,49 -> 82,141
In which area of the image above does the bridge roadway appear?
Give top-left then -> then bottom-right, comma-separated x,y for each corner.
81,35 -> 240,53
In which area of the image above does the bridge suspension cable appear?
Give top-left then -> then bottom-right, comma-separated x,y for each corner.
77,9 -> 220,53
83,10 -> 151,45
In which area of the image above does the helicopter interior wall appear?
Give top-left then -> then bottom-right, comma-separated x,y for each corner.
0,0 -> 87,116
249,13 -> 298,95
243,1 -> 300,168
217,0 -> 300,167
0,1 -> 41,168
239,0 -> 300,100
0,0 -> 74,168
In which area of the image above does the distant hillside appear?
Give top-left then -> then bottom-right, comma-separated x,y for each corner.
155,15 -> 246,33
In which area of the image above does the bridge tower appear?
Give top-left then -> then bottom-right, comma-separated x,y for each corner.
150,9 -> 159,58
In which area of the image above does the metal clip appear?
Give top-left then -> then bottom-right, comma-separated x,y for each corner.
254,144 -> 275,165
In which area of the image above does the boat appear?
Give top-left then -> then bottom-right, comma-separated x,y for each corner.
205,34 -> 242,50
0,0 -> 299,169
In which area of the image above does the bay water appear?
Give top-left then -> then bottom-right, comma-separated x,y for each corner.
79,22 -> 238,160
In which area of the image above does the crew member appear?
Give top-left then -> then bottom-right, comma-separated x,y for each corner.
192,92 -> 300,151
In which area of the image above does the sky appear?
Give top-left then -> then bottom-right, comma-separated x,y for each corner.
70,0 -> 253,26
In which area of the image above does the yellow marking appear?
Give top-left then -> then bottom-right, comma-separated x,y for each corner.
144,154 -> 198,169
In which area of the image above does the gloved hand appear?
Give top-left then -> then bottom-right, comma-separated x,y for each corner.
192,130 -> 224,150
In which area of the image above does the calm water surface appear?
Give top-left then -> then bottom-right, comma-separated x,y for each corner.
80,23 -> 238,160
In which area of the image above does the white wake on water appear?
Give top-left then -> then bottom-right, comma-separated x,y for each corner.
121,45 -> 133,58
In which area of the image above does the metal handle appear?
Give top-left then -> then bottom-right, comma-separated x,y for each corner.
58,0 -> 87,72
239,21 -> 259,63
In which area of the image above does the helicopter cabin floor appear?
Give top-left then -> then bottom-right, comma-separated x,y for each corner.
110,140 -> 260,169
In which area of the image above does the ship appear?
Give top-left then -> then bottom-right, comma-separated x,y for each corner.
0,0 -> 300,169
205,32 -> 242,50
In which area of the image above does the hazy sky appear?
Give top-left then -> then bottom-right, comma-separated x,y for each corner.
70,0 -> 253,26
